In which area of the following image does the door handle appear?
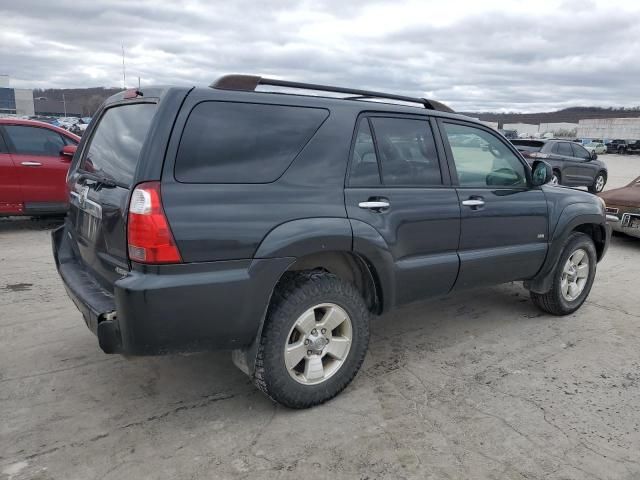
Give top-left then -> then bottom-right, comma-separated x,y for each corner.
462,198 -> 485,207
21,161 -> 42,166
358,200 -> 390,210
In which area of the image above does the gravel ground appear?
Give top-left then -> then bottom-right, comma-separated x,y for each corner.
1,154 -> 639,480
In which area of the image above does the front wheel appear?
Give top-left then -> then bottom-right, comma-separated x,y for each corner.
588,172 -> 607,193
530,232 -> 597,315
254,272 -> 370,408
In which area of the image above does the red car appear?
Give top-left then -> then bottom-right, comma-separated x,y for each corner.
0,119 -> 80,216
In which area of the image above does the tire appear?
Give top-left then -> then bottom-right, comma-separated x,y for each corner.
254,271 -> 370,408
530,232 -> 597,316
588,172 -> 607,194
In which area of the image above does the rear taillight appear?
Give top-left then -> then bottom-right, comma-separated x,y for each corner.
127,181 -> 182,264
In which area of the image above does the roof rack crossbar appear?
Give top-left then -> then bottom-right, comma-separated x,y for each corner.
210,74 -> 454,113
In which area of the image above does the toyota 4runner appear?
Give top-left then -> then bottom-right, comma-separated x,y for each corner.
53,75 -> 611,408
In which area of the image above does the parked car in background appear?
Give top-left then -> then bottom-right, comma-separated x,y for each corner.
499,128 -> 518,139
584,142 -> 607,155
627,140 -> 640,154
0,119 -> 79,216
511,139 -> 608,193
599,176 -> 640,239
53,75 -> 610,408
606,139 -> 629,154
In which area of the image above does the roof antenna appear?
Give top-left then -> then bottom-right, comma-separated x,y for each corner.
122,44 -> 126,89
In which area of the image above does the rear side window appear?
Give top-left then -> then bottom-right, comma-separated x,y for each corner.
175,102 -> 329,183
80,103 -> 157,186
510,140 -> 544,152
4,125 -> 65,155
0,132 -> 7,153
370,117 -> 442,186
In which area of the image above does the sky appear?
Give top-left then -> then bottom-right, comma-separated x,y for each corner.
1,0 -> 639,112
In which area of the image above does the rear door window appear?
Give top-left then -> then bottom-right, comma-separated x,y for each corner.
4,125 -> 65,156
80,103 -> 157,187
556,142 -> 573,156
175,102 -> 329,183
369,117 -> 442,186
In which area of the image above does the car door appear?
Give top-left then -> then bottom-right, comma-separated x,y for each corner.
438,120 -> 548,290
570,143 -> 598,185
550,142 -> 582,185
3,124 -> 72,212
345,114 -> 460,306
0,129 -> 24,215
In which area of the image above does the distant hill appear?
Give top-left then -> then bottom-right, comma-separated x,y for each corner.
33,87 -> 121,116
463,107 -> 640,127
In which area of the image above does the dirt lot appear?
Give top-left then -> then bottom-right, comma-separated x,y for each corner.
1,154 -> 639,480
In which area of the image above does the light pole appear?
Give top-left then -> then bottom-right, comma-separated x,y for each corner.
62,93 -> 67,117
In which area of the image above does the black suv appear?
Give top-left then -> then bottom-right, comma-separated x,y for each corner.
53,75 -> 611,408
511,139 -> 608,193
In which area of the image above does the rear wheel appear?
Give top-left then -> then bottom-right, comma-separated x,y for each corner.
530,232 -> 597,315
254,272 -> 370,408
588,172 -> 607,194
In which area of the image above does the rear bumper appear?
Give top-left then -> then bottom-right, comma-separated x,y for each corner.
52,225 -> 293,355
608,213 -> 640,238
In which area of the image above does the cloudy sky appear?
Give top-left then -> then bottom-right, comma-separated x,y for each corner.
1,0 -> 639,112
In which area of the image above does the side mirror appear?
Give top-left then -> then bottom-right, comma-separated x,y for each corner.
531,160 -> 553,186
61,144 -> 77,159
591,151 -> 598,161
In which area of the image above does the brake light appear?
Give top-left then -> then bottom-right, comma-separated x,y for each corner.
127,182 -> 182,264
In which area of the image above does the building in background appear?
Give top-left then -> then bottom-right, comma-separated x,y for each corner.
0,75 -> 35,116
577,118 -> 640,140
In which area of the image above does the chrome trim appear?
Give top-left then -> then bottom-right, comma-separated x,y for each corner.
358,201 -> 390,209
462,199 -> 485,207
69,190 -> 102,219
621,213 -> 640,228
21,161 -> 42,166
606,214 -> 619,223
605,207 -> 619,215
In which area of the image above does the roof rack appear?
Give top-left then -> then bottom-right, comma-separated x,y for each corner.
210,74 -> 454,113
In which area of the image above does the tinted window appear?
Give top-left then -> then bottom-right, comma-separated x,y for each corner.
349,120 -> 380,186
80,103 -> 157,186
370,117 -> 442,186
443,122 -> 527,188
4,125 -> 65,155
175,102 -> 329,183
0,132 -> 7,153
571,143 -> 591,160
556,142 -> 573,156
510,139 -> 544,152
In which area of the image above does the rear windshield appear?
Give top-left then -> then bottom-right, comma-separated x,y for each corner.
510,140 -> 544,152
80,103 -> 157,186
175,101 -> 328,183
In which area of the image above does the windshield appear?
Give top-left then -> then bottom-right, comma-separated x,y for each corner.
79,103 -> 157,187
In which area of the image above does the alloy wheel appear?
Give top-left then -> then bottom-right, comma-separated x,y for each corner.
284,303 -> 353,385
560,249 -> 590,301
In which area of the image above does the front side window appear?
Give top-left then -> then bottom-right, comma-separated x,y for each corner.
4,125 -> 65,156
571,143 -> 591,160
369,117 -> 442,186
443,122 -> 527,188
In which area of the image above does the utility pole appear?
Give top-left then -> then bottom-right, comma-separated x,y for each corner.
138,76 -> 141,89
122,44 -> 126,89
62,93 -> 67,117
